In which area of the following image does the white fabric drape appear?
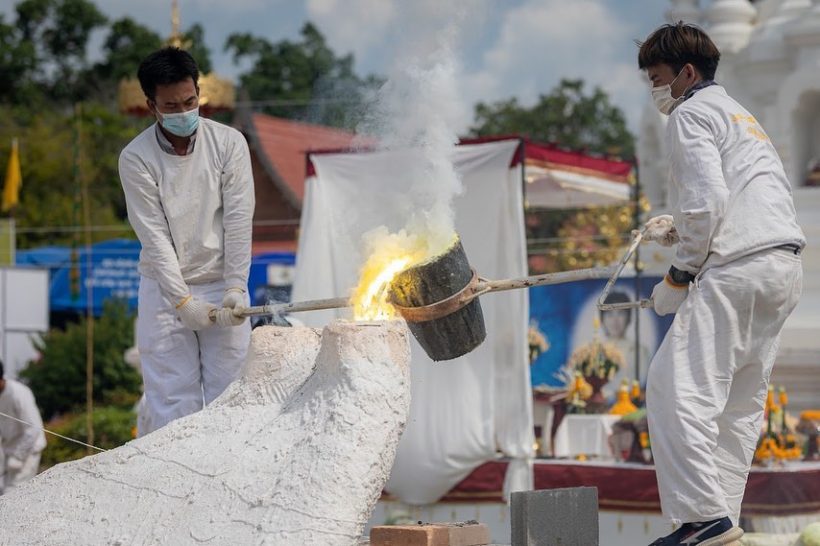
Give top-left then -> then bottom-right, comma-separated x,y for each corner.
292,139 -> 533,504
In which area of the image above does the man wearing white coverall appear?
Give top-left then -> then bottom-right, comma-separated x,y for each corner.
0,359 -> 47,493
119,47 -> 254,435
638,24 -> 805,546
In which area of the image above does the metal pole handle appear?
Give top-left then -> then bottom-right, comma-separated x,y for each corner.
208,296 -> 351,322
209,266 -> 622,323
596,228 -> 654,311
207,233 -> 652,323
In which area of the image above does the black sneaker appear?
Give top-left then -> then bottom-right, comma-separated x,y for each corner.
648,517 -> 744,545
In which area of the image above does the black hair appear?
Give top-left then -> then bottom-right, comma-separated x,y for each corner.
0,358 -> 4,380
599,291 -> 633,328
638,22 -> 721,80
137,47 -> 200,102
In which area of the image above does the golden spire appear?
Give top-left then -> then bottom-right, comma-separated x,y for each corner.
118,0 -> 235,116
167,0 -> 190,49
170,0 -> 181,47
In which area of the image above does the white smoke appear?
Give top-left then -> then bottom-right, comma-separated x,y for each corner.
355,3 -> 470,261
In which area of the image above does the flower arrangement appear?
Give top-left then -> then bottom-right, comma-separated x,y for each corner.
754,385 -> 803,464
564,320 -> 626,413
567,338 -> 624,381
610,380 -> 638,416
528,321 -> 550,364
552,367 -> 593,413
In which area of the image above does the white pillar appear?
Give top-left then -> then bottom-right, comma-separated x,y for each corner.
785,0 -> 820,58
777,0 -> 813,18
705,0 -> 757,54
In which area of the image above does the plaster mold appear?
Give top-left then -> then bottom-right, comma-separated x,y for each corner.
0,321 -> 411,546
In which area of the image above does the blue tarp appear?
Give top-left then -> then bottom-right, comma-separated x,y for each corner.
247,252 -> 296,307
17,239 -> 141,315
16,239 -> 295,316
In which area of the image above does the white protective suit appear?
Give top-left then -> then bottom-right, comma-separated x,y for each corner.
647,85 -> 805,525
119,118 -> 254,434
0,379 -> 47,492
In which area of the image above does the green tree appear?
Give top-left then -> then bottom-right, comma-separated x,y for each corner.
89,16 -> 163,98
87,18 -> 211,105
181,22 -> 212,74
0,13 -> 39,103
0,103 -> 143,248
226,22 -> 381,128
21,299 -> 142,420
470,79 -> 635,159
40,406 -> 136,467
7,0 -> 108,104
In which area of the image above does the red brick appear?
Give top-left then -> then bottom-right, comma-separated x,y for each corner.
440,522 -> 491,546
370,522 -> 490,546
370,524 -> 449,546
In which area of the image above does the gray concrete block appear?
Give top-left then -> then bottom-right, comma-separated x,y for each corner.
511,487 -> 598,546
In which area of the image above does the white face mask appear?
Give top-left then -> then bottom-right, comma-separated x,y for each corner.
650,69 -> 686,115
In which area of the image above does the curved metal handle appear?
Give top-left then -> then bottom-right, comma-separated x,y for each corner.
597,228 -> 654,311
598,299 -> 654,311
390,269 -> 487,323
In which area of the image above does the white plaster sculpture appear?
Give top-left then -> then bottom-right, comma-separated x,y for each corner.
0,321 -> 411,546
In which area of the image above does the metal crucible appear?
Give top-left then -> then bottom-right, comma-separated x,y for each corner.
389,237 -> 486,361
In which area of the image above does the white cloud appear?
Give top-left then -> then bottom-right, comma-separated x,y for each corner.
305,0 -> 398,61
459,0 -> 647,133
304,0 -> 493,74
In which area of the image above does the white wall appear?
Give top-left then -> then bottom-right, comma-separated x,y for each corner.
0,268 -> 49,378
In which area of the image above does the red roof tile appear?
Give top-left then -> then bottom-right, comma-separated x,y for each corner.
252,239 -> 298,254
247,113 -> 362,205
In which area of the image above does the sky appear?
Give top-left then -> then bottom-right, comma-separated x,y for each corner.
0,0 -> 675,134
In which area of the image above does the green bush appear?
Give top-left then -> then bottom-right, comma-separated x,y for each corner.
21,299 -> 142,419
40,405 -> 137,469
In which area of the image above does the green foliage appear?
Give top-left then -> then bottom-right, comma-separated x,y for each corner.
226,22 -> 382,129
88,16 -> 163,103
470,79 -> 635,159
20,299 -> 142,419
40,405 -> 136,469
0,103 -> 144,248
2,0 -> 108,104
0,13 -> 39,103
181,22 -> 212,74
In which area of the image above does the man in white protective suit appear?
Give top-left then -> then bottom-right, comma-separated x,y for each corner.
119,47 -> 255,435
0,359 -> 47,493
637,23 -> 805,546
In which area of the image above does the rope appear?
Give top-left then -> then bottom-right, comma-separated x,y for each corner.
0,411 -> 108,454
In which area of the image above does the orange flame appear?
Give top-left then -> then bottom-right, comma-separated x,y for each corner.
351,227 -> 456,321
352,255 -> 414,321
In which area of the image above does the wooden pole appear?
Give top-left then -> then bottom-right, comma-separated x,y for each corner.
76,103 -> 95,453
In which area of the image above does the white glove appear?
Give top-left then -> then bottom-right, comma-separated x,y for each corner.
176,296 -> 217,331
214,307 -> 245,327
214,287 -> 247,327
651,275 -> 689,316
641,214 -> 679,246
222,287 -> 246,309
6,456 -> 23,472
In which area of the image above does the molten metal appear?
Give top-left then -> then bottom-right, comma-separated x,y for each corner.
351,229 -> 457,321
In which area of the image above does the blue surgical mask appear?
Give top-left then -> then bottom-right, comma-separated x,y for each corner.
160,106 -> 200,137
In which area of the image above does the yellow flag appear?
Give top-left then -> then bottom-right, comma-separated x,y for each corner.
2,138 -> 22,212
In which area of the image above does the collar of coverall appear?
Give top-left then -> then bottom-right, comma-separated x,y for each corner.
683,79 -> 717,102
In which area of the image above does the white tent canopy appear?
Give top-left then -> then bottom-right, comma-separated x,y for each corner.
292,139 -> 533,504
525,164 -> 631,209
513,139 -> 635,209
